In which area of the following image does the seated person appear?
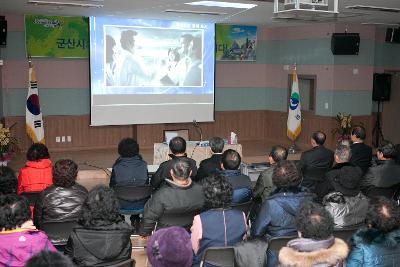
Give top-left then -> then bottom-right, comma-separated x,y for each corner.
147,226 -> 193,267
361,142 -> 400,198
315,145 -> 363,201
151,136 -> 197,191
350,125 -> 372,174
25,251 -> 74,267
0,166 -> 17,195
109,138 -> 148,187
139,157 -> 205,236
279,202 -> 348,267
297,131 -> 334,190
64,185 -> 132,266
17,143 -> 53,194
191,174 -> 247,266
347,197 -> 400,266
0,194 -> 56,267
253,145 -> 288,202
251,160 -> 315,240
34,159 -> 88,229
220,149 -> 252,204
319,145 -> 368,228
195,137 -> 224,182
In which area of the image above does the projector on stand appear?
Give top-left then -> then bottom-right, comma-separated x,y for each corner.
274,0 -> 338,21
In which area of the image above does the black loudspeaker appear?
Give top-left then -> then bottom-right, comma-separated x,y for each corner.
331,33 -> 360,55
373,73 -> 391,101
0,20 -> 7,46
385,28 -> 400,43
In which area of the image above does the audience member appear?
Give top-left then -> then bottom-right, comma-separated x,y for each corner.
147,226 -> 193,267
139,157 -> 204,236
252,160 -> 314,240
220,149 -> 252,204
253,145 -> 288,201
315,145 -> 363,200
0,166 -> 18,195
25,251 -> 74,267
347,197 -> 400,266
279,202 -> 349,267
151,136 -> 197,190
191,174 -> 247,265
297,131 -> 334,190
64,185 -> 132,266
350,125 -> 372,174
195,137 -> 224,182
109,138 -> 148,187
361,142 -> 400,198
0,194 -> 56,266
395,144 -> 400,165
34,159 -> 88,229
17,143 -> 52,195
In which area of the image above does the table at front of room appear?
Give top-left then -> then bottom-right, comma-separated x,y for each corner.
153,142 -> 243,165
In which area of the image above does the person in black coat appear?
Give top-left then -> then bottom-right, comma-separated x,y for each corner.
315,145 -> 363,201
297,131 -> 334,190
151,136 -> 197,191
195,137 -> 224,182
64,185 -> 132,266
361,142 -> 400,198
350,125 -> 372,174
34,159 -> 88,229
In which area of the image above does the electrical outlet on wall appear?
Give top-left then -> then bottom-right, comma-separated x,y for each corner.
67,136 -> 72,142
61,136 -> 66,142
56,136 -> 60,143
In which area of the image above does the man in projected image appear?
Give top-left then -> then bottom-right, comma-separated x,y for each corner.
105,35 -> 118,86
176,33 -> 202,87
118,29 -> 150,86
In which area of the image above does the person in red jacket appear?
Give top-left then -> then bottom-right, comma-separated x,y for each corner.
17,143 -> 53,194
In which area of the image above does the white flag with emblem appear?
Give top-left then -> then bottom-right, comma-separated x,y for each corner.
287,69 -> 301,141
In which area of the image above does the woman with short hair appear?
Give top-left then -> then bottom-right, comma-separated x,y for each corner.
33,159 -> 88,228
17,143 -> 53,194
0,166 -> 18,195
64,185 -> 132,266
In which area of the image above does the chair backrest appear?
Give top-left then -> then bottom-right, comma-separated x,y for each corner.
104,258 -> 135,267
267,235 -> 297,251
231,201 -> 253,217
40,221 -> 78,246
113,186 -> 152,202
157,211 -> 198,231
333,225 -> 362,244
21,191 -> 41,206
201,246 -> 235,267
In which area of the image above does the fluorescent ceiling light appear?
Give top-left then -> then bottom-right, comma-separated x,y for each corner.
28,0 -> 103,8
185,1 -> 257,9
165,9 -> 227,15
346,5 -> 400,13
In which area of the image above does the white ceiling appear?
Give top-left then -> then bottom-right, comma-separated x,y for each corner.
0,0 -> 400,26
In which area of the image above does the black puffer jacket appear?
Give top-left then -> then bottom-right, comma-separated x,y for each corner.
34,184 -> 88,228
64,222 -> 132,267
139,179 -> 205,236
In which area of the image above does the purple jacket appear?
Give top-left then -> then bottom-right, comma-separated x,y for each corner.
0,229 -> 56,267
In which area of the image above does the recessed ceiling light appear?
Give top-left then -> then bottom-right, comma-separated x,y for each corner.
28,0 -> 103,8
185,1 -> 257,9
165,9 -> 227,15
346,5 -> 400,13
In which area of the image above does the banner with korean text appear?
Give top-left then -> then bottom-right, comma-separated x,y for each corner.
25,15 -> 89,58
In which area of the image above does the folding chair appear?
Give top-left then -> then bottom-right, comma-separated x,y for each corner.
40,221 -> 78,246
21,191 -> 41,206
200,246 -> 236,267
104,259 -> 135,267
333,224 -> 363,244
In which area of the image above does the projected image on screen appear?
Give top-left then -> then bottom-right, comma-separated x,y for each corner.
104,27 -> 203,89
90,17 -> 215,126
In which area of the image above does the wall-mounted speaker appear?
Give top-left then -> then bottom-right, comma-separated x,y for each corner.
0,19 -> 7,46
373,73 -> 391,102
331,33 -> 360,55
385,28 -> 400,43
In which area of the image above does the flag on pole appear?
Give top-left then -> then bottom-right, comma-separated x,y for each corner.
287,68 -> 301,141
26,62 -> 45,143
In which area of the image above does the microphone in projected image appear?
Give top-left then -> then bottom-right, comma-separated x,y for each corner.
192,119 -> 203,142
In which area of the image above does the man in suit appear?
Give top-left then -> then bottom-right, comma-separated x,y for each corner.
361,142 -> 400,198
297,131 -> 334,190
195,137 -> 224,182
151,136 -> 197,191
350,125 -> 372,174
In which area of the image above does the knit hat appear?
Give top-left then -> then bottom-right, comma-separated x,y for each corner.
146,226 -> 193,267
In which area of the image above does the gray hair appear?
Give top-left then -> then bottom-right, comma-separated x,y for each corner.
335,144 -> 351,162
209,137 -> 224,153
171,157 -> 191,180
